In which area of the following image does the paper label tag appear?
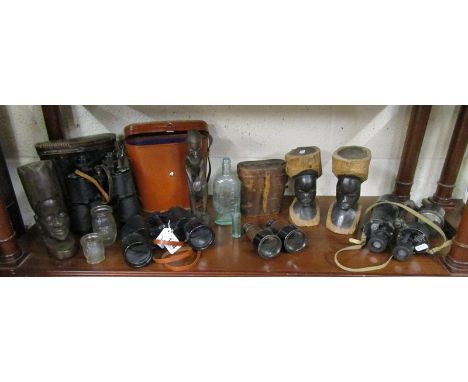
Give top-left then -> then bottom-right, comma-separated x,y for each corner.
155,228 -> 182,254
415,243 -> 429,252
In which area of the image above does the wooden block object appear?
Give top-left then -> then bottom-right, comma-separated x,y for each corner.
285,146 -> 322,177
237,159 -> 287,217
332,146 -> 371,181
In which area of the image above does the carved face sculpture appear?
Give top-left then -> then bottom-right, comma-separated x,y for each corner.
37,198 -> 70,241
186,130 -> 202,168
294,171 -> 317,206
336,176 -> 361,211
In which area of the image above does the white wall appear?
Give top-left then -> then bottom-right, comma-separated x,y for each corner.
1,105 -> 467,227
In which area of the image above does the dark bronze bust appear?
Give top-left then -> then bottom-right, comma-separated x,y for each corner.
329,175 -> 362,230
285,146 -> 322,226
326,146 -> 371,234
18,160 -> 77,260
185,130 -> 208,222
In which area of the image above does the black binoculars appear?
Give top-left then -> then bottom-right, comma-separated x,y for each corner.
148,207 -> 215,252
265,220 -> 307,253
243,220 -> 307,259
364,196 -> 445,261
67,151 -> 140,233
392,222 -> 431,262
121,208 -> 215,268
121,215 -> 154,268
364,200 -> 401,253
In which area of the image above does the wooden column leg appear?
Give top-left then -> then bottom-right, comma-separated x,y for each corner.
41,105 -> 65,140
444,202 -> 468,271
0,195 -> 26,268
392,106 -> 432,201
430,106 -> 468,209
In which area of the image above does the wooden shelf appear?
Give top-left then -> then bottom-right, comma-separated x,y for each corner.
0,196 -> 459,276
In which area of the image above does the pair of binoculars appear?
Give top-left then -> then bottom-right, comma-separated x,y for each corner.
67,150 -> 140,233
121,207 -> 216,268
364,197 -> 445,261
243,220 -> 307,260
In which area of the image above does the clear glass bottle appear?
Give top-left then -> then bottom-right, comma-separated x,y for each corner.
213,157 -> 241,225
90,204 -> 117,246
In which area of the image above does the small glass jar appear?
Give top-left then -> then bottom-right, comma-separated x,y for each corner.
80,233 -> 105,264
90,205 -> 117,246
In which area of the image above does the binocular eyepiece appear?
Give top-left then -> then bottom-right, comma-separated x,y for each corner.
392,222 -> 431,262
121,215 -> 153,268
243,223 -> 282,259
265,220 -> 307,253
149,207 -> 215,252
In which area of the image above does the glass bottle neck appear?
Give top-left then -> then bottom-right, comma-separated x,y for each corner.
222,158 -> 231,176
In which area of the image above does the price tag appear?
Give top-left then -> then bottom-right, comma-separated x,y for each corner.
415,243 -> 429,252
155,228 -> 182,254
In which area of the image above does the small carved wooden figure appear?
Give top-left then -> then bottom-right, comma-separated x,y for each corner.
185,130 -> 208,222
285,147 -> 322,227
17,160 -> 77,260
326,146 -> 372,235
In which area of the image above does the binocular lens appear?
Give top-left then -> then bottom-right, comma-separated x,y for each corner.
265,220 -> 306,254
187,225 -> 215,251
392,244 -> 413,262
257,234 -> 282,259
125,242 -> 153,267
244,223 -> 282,259
122,233 -> 153,268
367,232 -> 389,253
121,215 -> 153,268
284,230 -> 306,253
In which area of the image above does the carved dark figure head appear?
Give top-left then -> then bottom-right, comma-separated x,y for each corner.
186,130 -> 202,169
37,198 -> 70,241
294,170 -> 317,206
336,175 -> 361,211
18,160 -> 72,242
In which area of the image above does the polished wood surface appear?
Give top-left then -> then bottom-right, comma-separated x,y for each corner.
393,106 -> 432,200
0,196 -> 21,260
0,195 -> 28,269
2,196 -> 458,276
444,201 -> 468,271
0,143 -> 25,236
41,106 -> 65,140
431,105 -> 468,208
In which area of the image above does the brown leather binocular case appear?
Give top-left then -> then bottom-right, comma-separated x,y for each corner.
124,120 -> 212,213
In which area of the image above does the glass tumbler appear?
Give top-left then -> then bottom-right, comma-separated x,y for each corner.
91,204 -> 117,246
80,233 -> 105,264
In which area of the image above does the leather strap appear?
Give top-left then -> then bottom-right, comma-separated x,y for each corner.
74,169 -> 110,203
153,238 -> 202,271
334,200 -> 452,273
